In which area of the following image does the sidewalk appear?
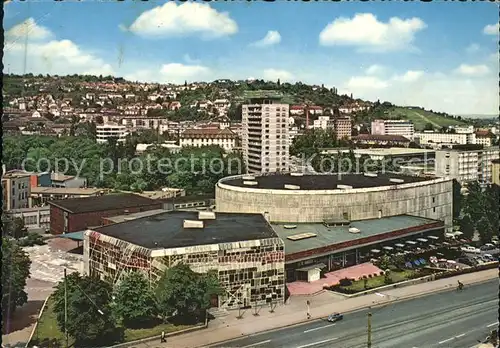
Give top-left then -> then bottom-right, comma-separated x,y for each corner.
136,268 -> 497,348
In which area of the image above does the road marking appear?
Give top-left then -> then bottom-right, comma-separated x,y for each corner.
438,337 -> 454,344
241,340 -> 271,348
487,322 -> 498,327
455,333 -> 465,338
296,337 -> 338,348
304,324 -> 336,333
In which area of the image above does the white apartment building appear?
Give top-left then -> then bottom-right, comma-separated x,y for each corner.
2,171 -> 31,211
96,124 -> 128,144
371,119 -> 415,140
435,146 -> 500,186
120,116 -> 168,133
415,131 -> 476,146
454,125 -> 474,134
475,130 -> 494,147
242,92 -> 290,174
179,128 -> 238,152
313,116 -> 334,130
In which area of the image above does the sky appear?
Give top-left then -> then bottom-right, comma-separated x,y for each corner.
3,1 -> 499,115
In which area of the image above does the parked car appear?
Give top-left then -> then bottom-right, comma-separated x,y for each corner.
460,246 -> 481,254
327,313 -> 344,322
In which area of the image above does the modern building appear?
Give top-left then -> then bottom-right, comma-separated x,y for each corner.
83,211 -> 285,309
6,206 -> 50,231
434,146 -> 500,186
179,128 -> 238,152
492,159 -> 500,186
48,193 -> 162,235
216,173 -> 453,231
96,123 -> 128,144
2,171 -> 31,210
371,119 -> 415,140
351,134 -> 411,147
475,130 -> 494,147
415,131 -> 476,146
312,116 -> 334,130
242,91 -> 290,174
273,214 -> 445,281
333,117 -> 352,140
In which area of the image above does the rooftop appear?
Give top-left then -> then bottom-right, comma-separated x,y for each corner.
329,147 -> 435,157
31,187 -> 104,195
272,215 -> 443,255
93,211 -> 277,249
353,134 -> 411,142
48,193 -> 159,214
51,172 -> 77,182
181,128 -> 237,139
104,209 -> 167,224
221,173 -> 431,190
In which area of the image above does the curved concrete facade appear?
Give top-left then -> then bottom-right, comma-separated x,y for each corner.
216,174 -> 453,231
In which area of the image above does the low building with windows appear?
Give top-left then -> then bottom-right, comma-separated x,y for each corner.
83,211 -> 285,309
179,128 -> 238,152
6,206 -> 50,231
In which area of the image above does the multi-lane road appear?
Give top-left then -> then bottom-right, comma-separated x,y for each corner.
212,280 -> 498,348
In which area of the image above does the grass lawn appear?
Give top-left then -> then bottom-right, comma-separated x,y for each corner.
343,270 -> 417,292
387,107 -> 467,131
32,298 -> 196,347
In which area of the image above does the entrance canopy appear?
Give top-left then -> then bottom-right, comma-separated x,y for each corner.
57,231 -> 84,241
296,263 -> 326,272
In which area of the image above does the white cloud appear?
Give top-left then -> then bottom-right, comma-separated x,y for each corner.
127,2 -> 238,39
6,17 -> 52,41
454,64 -> 490,77
347,76 -> 389,90
365,64 -> 385,75
262,69 -> 294,81
160,63 -> 211,83
319,13 -> 426,51
466,43 -> 480,53
4,19 -> 113,76
393,70 -> 424,82
251,30 -> 281,47
483,23 -> 499,35
183,54 -> 200,64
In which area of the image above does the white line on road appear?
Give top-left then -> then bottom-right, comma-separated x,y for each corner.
242,340 -> 271,348
304,324 -> 336,333
455,333 -> 465,338
438,337 -> 454,345
487,322 -> 499,327
296,337 -> 338,348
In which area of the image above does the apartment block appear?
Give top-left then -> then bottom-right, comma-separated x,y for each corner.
492,159 -> 500,186
415,131 -> 476,146
242,91 -> 290,174
96,123 -> 128,144
2,171 -> 31,211
435,146 -> 500,186
371,119 -> 415,140
179,128 -> 238,152
334,117 -> 352,140
313,116 -> 334,130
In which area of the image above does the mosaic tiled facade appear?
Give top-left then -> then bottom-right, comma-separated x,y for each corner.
84,230 -> 285,309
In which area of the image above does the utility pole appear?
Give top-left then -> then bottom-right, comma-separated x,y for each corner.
367,310 -> 372,348
64,268 -> 69,348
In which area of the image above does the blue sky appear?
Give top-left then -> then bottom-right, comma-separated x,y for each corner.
4,1 -> 499,115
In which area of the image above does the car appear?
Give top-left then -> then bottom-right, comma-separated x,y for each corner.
327,313 -> 344,322
460,246 -> 481,254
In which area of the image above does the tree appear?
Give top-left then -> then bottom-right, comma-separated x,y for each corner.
2,238 -> 31,318
452,179 -> 462,222
459,215 -> 475,240
2,215 -> 27,238
423,123 -> 434,131
476,217 -> 494,244
53,273 -> 117,345
113,271 -> 158,328
155,264 -> 221,322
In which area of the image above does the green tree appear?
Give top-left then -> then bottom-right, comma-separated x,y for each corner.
53,273 -> 117,345
459,215 -> 475,240
2,215 -> 28,238
2,238 -> 31,318
476,217 -> 494,244
155,264 -> 221,322
113,271 -> 157,328
423,123 -> 434,131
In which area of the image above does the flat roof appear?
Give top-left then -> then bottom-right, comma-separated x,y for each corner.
272,215 -> 443,256
93,211 -> 277,249
221,173 -> 431,190
105,209 -> 167,224
31,187 -> 103,195
329,147 -> 435,157
48,193 -> 159,214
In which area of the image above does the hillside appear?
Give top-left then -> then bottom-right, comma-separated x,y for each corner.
386,107 -> 469,131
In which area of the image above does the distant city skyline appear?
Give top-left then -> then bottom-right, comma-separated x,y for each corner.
3,2 -> 498,115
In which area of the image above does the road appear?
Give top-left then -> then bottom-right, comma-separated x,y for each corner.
212,280 -> 498,348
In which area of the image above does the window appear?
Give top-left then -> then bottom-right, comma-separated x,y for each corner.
433,207 -> 436,213
432,197 -> 435,204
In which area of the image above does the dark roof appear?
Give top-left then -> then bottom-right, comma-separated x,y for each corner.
220,173 -> 431,190
48,193 -> 159,214
93,211 -> 277,249
353,134 -> 411,142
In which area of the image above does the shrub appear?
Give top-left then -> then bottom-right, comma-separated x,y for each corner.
339,278 -> 353,287
17,232 -> 46,247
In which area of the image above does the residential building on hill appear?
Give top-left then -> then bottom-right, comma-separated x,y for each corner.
371,119 -> 415,140
179,128 -> 238,152
475,130 -> 494,147
242,91 -> 290,174
96,123 -> 128,144
334,117 -> 352,140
